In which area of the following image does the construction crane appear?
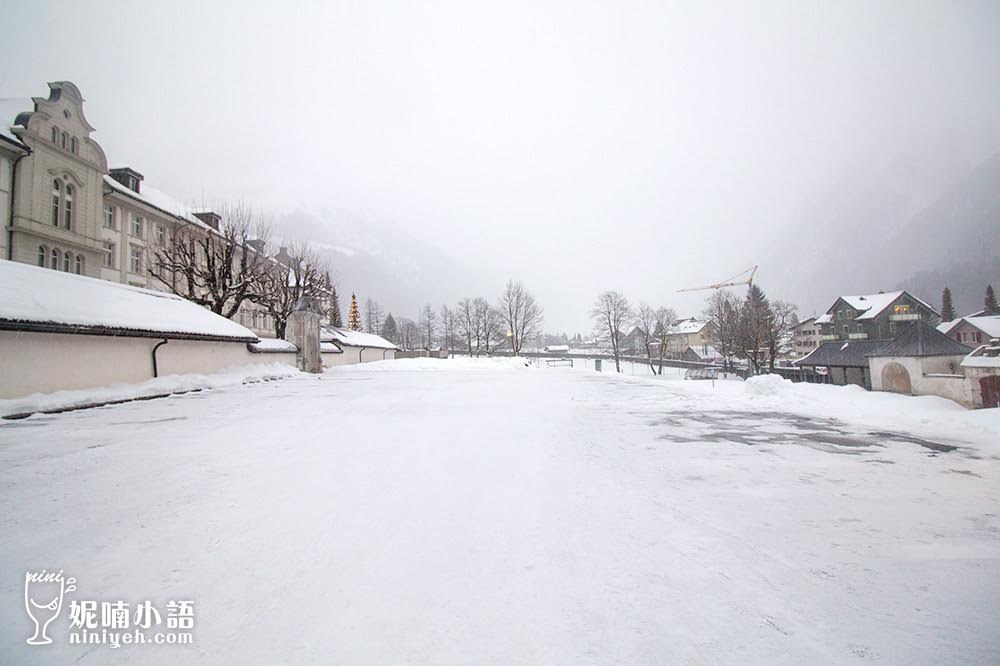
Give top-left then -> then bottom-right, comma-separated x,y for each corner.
677,265 -> 758,293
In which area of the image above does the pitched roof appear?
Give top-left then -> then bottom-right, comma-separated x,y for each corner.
961,343 -> 1000,369
669,318 -> 708,334
816,290 -> 938,325
0,259 -> 257,342
320,326 -> 397,350
940,315 -> 1000,340
103,175 -> 212,231
866,320 -> 974,358
794,340 -> 886,367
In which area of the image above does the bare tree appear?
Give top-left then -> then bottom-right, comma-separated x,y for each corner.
253,243 -> 330,339
419,303 -> 438,349
481,302 -> 506,353
766,300 -> 799,371
702,290 -> 741,374
633,303 -> 659,373
634,304 -> 678,374
364,298 -> 385,335
397,317 -> 419,350
439,304 -> 456,351
150,202 -> 270,318
498,280 -> 544,355
652,307 -> 679,373
456,298 -> 476,355
591,291 -> 632,372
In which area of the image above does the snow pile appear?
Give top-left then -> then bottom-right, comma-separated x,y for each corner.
0,363 -> 300,418
744,373 -> 792,396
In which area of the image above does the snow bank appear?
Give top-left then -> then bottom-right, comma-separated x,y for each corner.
0,363 -> 301,418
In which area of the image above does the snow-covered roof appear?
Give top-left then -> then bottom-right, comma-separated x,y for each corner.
669,318 -> 708,335
937,319 -> 960,334
544,345 -> 570,352
687,345 -> 720,359
249,338 -> 297,353
0,259 -> 258,342
103,175 -> 211,231
821,290 -> 938,323
0,97 -> 31,145
320,341 -> 343,353
947,315 -> 1000,340
322,327 -> 397,349
961,344 -> 1000,369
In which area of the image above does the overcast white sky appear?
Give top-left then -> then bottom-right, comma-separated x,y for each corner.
3,1 -> 999,331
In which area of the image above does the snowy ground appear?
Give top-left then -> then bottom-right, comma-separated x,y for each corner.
2,358 -> 999,664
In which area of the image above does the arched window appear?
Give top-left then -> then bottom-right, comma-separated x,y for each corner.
70,137 -> 78,153
75,254 -> 84,275
63,184 -> 74,229
63,251 -> 71,272
51,180 -> 61,226
50,248 -> 59,270
37,245 -> 47,267
61,132 -> 67,149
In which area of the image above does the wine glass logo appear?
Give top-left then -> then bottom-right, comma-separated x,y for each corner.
24,570 -> 76,646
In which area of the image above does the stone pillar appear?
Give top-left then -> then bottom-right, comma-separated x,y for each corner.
285,297 -> 322,373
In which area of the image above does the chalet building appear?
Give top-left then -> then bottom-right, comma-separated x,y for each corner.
0,81 -> 338,340
797,290 -> 940,388
937,315 -> 1000,348
816,290 -> 940,342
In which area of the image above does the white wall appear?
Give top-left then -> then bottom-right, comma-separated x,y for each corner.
0,330 -> 296,399
869,355 -> 972,408
322,346 -> 396,368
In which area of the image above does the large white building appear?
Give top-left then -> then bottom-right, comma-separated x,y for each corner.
1,81 -> 280,337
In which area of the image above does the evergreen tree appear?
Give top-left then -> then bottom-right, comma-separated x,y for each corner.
941,287 -> 956,322
347,293 -> 363,331
986,285 -> 1000,315
327,284 -> 343,328
382,313 -> 399,344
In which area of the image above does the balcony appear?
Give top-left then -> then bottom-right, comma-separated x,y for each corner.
821,335 -> 839,341
848,332 -> 869,340
890,313 -> 919,321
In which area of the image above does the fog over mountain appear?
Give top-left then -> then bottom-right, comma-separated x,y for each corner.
3,1 -> 999,331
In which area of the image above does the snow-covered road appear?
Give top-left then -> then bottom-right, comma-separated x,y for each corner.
2,358 -> 999,664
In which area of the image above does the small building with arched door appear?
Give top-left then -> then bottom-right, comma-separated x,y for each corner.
961,342 -> 1000,409
867,321 -> 974,406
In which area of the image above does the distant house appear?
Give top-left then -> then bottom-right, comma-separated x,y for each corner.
791,317 -> 822,358
867,321 -> 974,405
815,290 -> 940,342
664,318 -> 712,359
681,345 -> 721,364
544,344 -> 570,354
937,315 -> 1000,348
620,326 -> 648,355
